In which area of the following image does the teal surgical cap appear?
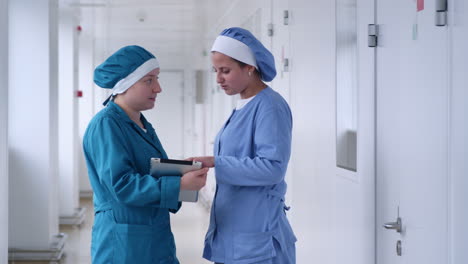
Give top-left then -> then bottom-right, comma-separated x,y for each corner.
211,27 -> 276,82
94,45 -> 159,105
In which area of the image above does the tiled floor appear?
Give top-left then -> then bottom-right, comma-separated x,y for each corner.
59,198 -> 212,264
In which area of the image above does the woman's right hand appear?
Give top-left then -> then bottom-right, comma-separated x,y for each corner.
180,167 -> 209,191
185,156 -> 215,168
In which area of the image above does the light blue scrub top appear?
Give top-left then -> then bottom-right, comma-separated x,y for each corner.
203,87 -> 297,264
83,101 -> 181,264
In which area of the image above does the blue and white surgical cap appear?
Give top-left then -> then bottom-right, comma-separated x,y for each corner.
94,45 -> 159,105
211,27 -> 276,82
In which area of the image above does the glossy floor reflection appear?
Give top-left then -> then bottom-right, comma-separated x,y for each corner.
59,197 -> 211,264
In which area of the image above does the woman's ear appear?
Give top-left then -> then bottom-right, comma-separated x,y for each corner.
246,65 -> 256,74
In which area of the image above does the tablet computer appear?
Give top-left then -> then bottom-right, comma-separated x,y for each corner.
150,158 -> 202,202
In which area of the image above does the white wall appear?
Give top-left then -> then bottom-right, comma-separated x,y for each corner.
8,0 -> 59,248
182,69 -> 197,157
58,4 -> 80,216
77,7 -> 95,194
0,0 -> 8,261
450,0 -> 468,263
288,1 -> 337,262
287,1 -> 376,263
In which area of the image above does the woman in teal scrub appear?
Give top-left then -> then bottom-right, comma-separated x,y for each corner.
83,45 -> 208,264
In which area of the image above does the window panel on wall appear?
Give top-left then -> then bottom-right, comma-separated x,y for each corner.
336,0 -> 357,172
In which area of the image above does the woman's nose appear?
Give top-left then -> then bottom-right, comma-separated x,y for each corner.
153,81 -> 162,93
216,72 -> 223,83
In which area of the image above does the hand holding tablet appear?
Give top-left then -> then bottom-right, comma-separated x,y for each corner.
150,158 -> 208,202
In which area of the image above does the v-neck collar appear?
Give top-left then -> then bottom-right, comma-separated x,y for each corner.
107,102 -> 168,158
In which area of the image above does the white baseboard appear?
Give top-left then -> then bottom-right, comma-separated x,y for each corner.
79,190 -> 93,198
59,207 -> 87,227
8,233 -> 68,263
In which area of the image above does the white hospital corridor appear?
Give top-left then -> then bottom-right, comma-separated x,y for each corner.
1,0 -> 467,263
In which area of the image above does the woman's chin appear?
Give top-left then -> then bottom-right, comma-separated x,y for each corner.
224,90 -> 236,96
142,102 -> 155,111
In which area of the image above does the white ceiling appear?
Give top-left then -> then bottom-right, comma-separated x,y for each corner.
70,0 -> 209,66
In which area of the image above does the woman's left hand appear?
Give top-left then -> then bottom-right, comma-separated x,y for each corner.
185,156 -> 215,168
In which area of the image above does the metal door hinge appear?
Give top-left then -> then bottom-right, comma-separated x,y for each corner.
283,10 -> 289,25
283,58 -> 289,72
435,0 -> 448,26
267,23 -> 274,36
368,24 -> 379,47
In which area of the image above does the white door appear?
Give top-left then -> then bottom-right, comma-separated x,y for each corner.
271,0 -> 290,102
271,0 -> 294,204
376,0 -> 449,263
144,70 -> 185,159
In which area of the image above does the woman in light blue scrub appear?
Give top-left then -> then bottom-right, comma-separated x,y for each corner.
83,45 -> 208,264
190,28 -> 297,264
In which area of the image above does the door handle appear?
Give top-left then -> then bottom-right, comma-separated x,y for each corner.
383,217 -> 402,233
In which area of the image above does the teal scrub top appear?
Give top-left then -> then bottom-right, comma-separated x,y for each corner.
83,101 -> 181,264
